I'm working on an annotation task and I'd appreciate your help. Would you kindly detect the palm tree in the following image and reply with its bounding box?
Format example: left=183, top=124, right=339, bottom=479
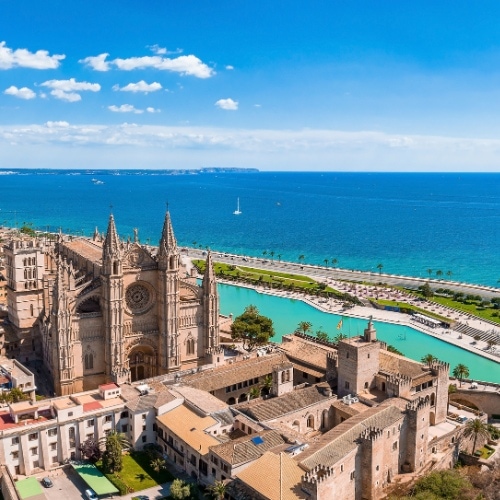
left=446, top=270, right=453, bottom=279
left=269, top=251, right=275, bottom=261
left=316, top=329, right=329, bottom=342
left=324, top=259, right=329, bottom=267
left=376, top=263, right=383, bottom=275
left=421, top=353, right=436, bottom=367
left=248, top=386, right=261, bottom=400
left=261, top=374, right=273, bottom=396
left=150, top=457, right=165, bottom=473
left=427, top=268, right=433, bottom=277
left=262, top=250, right=267, bottom=258
left=298, top=254, right=305, bottom=265
left=277, top=254, right=282, bottom=262
left=99, top=431, right=131, bottom=473
left=297, top=321, right=312, bottom=335
left=206, top=480, right=227, bottom=500
left=436, top=270, right=443, bottom=278
left=452, top=363, right=470, bottom=387
left=334, top=332, right=348, bottom=343
left=331, top=258, right=338, bottom=267
left=463, top=418, right=490, bottom=454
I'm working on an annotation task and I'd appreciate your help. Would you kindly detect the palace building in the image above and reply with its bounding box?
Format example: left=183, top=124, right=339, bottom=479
left=2, top=211, right=221, bottom=395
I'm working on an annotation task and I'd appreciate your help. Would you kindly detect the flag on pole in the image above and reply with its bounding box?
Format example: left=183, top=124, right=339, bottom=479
left=336, top=318, right=343, bottom=330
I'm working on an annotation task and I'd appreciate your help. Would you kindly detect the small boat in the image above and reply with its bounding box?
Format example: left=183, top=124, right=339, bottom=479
left=233, top=198, right=242, bottom=215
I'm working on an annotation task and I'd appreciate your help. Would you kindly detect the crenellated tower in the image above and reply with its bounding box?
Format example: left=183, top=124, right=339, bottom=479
left=101, top=214, right=128, bottom=384
left=405, top=397, right=430, bottom=472
left=157, top=211, right=181, bottom=372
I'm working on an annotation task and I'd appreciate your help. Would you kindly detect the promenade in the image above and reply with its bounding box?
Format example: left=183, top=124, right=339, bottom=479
left=184, top=249, right=500, bottom=365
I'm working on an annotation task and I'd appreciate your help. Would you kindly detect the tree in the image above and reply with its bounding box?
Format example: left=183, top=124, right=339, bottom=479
left=421, top=353, right=436, bottom=367
left=79, top=437, right=101, bottom=463
left=297, top=321, right=312, bottom=335
left=230, top=305, right=275, bottom=351
left=446, top=270, right=453, bottom=279
left=331, top=258, right=338, bottom=267
left=206, top=480, right=227, bottom=500
left=298, top=254, right=305, bottom=264
left=376, top=263, right=383, bottom=274
left=262, top=250, right=267, bottom=258
left=463, top=418, right=490, bottom=455
left=277, top=254, right=282, bottom=262
left=427, top=268, right=433, bottom=277
left=261, top=374, right=273, bottom=395
left=316, top=329, right=329, bottom=342
left=436, top=269, right=443, bottom=278
left=452, top=364, right=469, bottom=387
left=420, top=282, right=434, bottom=298
left=269, top=251, right=275, bottom=261
left=248, top=386, right=261, bottom=400
left=323, top=259, right=329, bottom=267
left=412, top=469, right=473, bottom=499
left=100, top=431, right=131, bottom=474
left=170, top=479, right=191, bottom=500
left=150, top=457, right=165, bottom=473
left=334, top=332, right=348, bottom=343
left=386, top=345, right=404, bottom=356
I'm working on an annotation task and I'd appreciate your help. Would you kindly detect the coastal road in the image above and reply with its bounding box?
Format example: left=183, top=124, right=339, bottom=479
left=185, top=248, right=500, bottom=299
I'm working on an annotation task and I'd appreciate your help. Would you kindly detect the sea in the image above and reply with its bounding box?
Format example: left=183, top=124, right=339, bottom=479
left=1, top=169, right=499, bottom=288
left=1, top=169, right=499, bottom=382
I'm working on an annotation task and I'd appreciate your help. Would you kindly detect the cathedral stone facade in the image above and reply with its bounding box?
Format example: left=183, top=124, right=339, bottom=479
left=3, top=212, right=220, bottom=395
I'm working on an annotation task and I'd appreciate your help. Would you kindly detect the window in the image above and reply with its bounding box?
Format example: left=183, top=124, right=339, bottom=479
left=142, top=436, right=147, bottom=443
left=307, top=415, right=314, bottom=429
left=68, top=412, right=73, bottom=417
left=84, top=353, right=93, bottom=370
left=33, top=460, right=39, bottom=469
left=50, top=443, right=57, bottom=451
left=186, top=338, right=195, bottom=355
left=104, top=415, right=112, bottom=423
left=11, top=451, right=19, bottom=459
left=393, top=441, right=398, bottom=451
left=87, top=419, right=95, bottom=427
left=48, top=428, right=57, bottom=437
left=122, top=424, right=128, bottom=433
left=344, top=381, right=350, bottom=390
left=350, top=471, right=355, bottom=480
left=120, top=411, right=128, bottom=419
left=30, top=447, right=38, bottom=455
left=142, top=413, right=147, bottom=420
left=28, top=433, right=38, bottom=441
left=340, top=464, right=344, bottom=472
left=142, top=425, right=147, bottom=431
left=52, top=456, right=58, bottom=464
left=11, top=437, right=19, bottom=445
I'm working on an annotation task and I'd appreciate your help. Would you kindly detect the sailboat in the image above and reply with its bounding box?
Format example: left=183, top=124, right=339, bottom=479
left=233, top=198, right=242, bottom=215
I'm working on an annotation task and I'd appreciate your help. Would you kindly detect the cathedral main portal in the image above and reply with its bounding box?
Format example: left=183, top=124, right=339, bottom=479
left=129, top=346, right=156, bottom=382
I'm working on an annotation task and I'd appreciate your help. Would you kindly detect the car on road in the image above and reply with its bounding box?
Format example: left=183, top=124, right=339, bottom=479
left=41, top=477, right=53, bottom=488
left=85, top=489, right=98, bottom=500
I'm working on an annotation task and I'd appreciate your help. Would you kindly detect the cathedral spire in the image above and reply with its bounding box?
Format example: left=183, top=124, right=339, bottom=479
left=203, top=250, right=216, bottom=290
left=103, top=214, right=120, bottom=259
left=158, top=210, right=177, bottom=258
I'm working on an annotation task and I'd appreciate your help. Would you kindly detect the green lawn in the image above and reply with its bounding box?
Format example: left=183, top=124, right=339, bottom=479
left=98, top=452, right=174, bottom=494
left=373, top=299, right=450, bottom=322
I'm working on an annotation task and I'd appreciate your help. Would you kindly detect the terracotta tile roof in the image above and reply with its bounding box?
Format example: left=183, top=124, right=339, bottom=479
left=156, top=404, right=219, bottom=455
left=236, top=451, right=308, bottom=500
left=169, top=385, right=228, bottom=414
left=299, top=405, right=404, bottom=470
left=279, top=334, right=335, bottom=369
left=182, top=353, right=288, bottom=392
left=379, top=350, right=426, bottom=378
left=99, top=383, right=119, bottom=391
left=210, top=430, right=287, bottom=466
left=236, top=384, right=335, bottom=422
left=63, top=239, right=103, bottom=264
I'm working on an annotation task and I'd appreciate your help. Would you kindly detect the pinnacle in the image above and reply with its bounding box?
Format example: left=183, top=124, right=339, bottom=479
left=103, top=213, right=120, bottom=258
left=159, top=210, right=177, bottom=256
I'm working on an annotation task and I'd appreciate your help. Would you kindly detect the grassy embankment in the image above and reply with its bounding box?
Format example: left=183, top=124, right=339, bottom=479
left=193, top=260, right=360, bottom=303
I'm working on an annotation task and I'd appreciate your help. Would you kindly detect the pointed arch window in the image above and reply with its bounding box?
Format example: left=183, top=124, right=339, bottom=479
left=187, top=338, right=195, bottom=356
left=307, top=415, right=314, bottom=429
left=84, top=353, right=94, bottom=370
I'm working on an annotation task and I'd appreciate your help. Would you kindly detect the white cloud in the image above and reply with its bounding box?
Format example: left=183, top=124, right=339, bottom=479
left=80, top=51, right=214, bottom=78
left=112, top=80, right=162, bottom=93
left=215, top=98, right=238, bottom=111
left=41, top=78, right=101, bottom=102
left=254, top=104, right=261, bottom=108
left=225, top=65, right=234, bottom=70
left=146, top=107, right=160, bottom=113
left=2, top=124, right=500, bottom=171
left=79, top=53, right=110, bottom=71
left=108, top=104, right=144, bottom=114
left=149, top=44, right=167, bottom=55
left=4, top=85, right=36, bottom=100
left=0, top=41, right=65, bottom=69
left=45, top=121, right=69, bottom=128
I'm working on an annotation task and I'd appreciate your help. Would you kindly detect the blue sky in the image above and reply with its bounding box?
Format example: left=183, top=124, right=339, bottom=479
left=1, top=1, right=500, bottom=171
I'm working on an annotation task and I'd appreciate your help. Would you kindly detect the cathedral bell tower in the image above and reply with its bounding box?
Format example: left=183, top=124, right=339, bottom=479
left=157, top=211, right=181, bottom=372
left=101, top=214, right=128, bottom=384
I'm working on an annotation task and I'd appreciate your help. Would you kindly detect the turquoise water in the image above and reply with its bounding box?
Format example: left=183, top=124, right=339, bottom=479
left=218, top=284, right=500, bottom=384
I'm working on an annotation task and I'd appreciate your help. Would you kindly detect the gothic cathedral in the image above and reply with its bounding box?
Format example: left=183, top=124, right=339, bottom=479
left=3, top=212, right=220, bottom=395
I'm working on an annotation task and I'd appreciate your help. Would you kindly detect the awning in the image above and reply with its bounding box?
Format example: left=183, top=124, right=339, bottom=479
left=72, top=462, right=119, bottom=496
